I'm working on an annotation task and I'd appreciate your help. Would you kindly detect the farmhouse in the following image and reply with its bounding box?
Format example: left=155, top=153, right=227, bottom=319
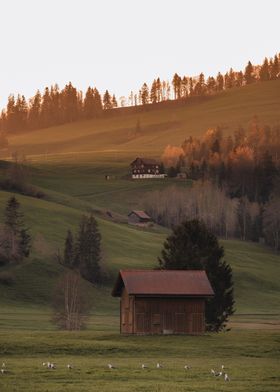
left=112, top=269, right=214, bottom=335
left=130, top=157, right=165, bottom=179
left=128, top=210, right=152, bottom=226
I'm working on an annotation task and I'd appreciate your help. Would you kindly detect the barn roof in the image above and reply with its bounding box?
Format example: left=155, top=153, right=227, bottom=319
left=112, top=270, right=214, bottom=297
left=128, top=210, right=151, bottom=220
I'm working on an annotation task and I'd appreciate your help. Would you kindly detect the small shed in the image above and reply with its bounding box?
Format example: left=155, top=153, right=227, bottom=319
left=128, top=210, right=152, bottom=225
left=112, top=269, right=214, bottom=335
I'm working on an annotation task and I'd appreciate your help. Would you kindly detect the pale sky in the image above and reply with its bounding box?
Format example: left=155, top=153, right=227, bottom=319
left=0, top=0, right=279, bottom=108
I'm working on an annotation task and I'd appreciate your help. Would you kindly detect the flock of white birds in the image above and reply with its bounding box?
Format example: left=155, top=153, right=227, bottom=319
left=1, top=361, right=230, bottom=382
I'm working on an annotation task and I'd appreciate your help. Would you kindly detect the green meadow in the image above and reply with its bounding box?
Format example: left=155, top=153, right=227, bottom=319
left=0, top=80, right=280, bottom=391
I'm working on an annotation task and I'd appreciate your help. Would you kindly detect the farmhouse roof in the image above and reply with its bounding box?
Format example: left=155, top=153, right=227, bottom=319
left=112, top=270, right=214, bottom=297
left=131, top=157, right=160, bottom=165
left=128, top=210, right=151, bottom=220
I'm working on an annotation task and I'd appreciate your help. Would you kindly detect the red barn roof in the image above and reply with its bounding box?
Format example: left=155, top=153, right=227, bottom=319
left=112, top=269, right=214, bottom=297
left=128, top=210, right=151, bottom=220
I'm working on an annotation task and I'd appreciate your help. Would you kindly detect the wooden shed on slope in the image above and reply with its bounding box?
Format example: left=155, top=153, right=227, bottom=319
left=112, top=270, right=214, bottom=335
left=128, top=210, right=152, bottom=225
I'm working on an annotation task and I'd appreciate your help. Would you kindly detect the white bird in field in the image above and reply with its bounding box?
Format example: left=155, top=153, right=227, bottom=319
left=2, top=363, right=5, bottom=368
left=108, top=364, right=115, bottom=369
left=156, top=363, right=163, bottom=369
left=67, top=364, right=73, bottom=370
left=1, top=369, right=5, bottom=374
left=48, top=363, right=56, bottom=369
left=141, top=364, right=148, bottom=369
left=184, top=365, right=191, bottom=370
left=224, top=373, right=230, bottom=382
left=211, top=369, right=216, bottom=376
left=221, top=365, right=225, bottom=370
left=217, top=371, right=223, bottom=377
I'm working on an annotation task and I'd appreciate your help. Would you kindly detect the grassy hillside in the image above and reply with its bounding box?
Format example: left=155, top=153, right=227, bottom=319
left=0, top=81, right=279, bottom=392
left=0, top=80, right=279, bottom=328
left=5, top=80, right=280, bottom=160
left=0, top=190, right=279, bottom=320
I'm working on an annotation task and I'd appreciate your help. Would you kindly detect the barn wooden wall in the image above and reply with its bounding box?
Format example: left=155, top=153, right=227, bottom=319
left=120, top=292, right=205, bottom=334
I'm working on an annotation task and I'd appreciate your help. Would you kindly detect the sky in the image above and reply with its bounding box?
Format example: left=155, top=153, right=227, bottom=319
left=0, top=0, right=279, bottom=108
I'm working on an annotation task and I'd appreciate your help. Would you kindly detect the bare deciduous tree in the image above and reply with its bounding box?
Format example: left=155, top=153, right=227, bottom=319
left=263, top=197, right=280, bottom=251
left=52, top=271, right=91, bottom=330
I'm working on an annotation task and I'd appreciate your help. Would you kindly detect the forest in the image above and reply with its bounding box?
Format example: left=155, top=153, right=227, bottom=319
left=146, top=121, right=280, bottom=251
left=0, top=53, right=279, bottom=135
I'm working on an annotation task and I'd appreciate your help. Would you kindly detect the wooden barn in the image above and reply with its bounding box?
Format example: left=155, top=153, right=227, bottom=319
left=112, top=270, right=214, bottom=335
left=130, top=157, right=165, bottom=179
left=128, top=210, right=152, bottom=225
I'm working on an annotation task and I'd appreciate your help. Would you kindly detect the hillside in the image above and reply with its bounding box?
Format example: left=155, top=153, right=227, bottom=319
left=0, top=189, right=279, bottom=323
left=0, top=80, right=279, bottom=330
left=5, top=79, right=280, bottom=160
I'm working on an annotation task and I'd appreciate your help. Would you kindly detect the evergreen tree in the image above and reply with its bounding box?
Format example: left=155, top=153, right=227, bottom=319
left=41, top=87, right=52, bottom=127
left=244, top=61, right=255, bottom=84
left=112, top=94, right=118, bottom=108
left=29, top=90, right=42, bottom=129
left=270, top=55, right=279, bottom=80
left=259, top=58, right=270, bottom=81
left=216, top=72, right=224, bottom=91
left=61, top=82, right=79, bottom=122
left=172, top=73, right=182, bottom=99
left=140, top=83, right=149, bottom=105
left=150, top=80, right=157, bottom=104
left=181, top=76, right=189, bottom=98
left=156, top=77, right=162, bottom=102
left=93, top=88, right=103, bottom=115
left=6, top=95, right=17, bottom=132
left=75, top=214, right=101, bottom=283
left=158, top=219, right=235, bottom=331
left=84, top=87, right=95, bottom=119
left=3, top=196, right=31, bottom=262
left=63, top=229, right=75, bottom=268
left=103, top=90, right=112, bottom=110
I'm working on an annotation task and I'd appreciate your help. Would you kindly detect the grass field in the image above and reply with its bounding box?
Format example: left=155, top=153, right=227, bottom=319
left=0, top=328, right=279, bottom=392
left=0, top=80, right=279, bottom=391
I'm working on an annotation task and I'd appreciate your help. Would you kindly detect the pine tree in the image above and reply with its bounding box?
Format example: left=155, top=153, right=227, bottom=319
left=172, top=73, right=182, bottom=99
left=216, top=72, right=224, bottom=91
left=84, top=87, right=95, bottom=119
left=112, top=94, right=118, bottom=108
left=41, top=87, right=51, bottom=127
left=3, top=196, right=31, bottom=262
left=29, top=90, right=42, bottom=129
left=158, top=219, right=235, bottom=331
left=63, top=229, right=75, bottom=267
left=270, top=55, right=279, bottom=80
left=140, top=83, right=149, bottom=105
left=93, top=88, right=103, bottom=115
left=244, top=61, right=255, bottom=84
left=259, top=58, right=270, bottom=81
left=150, top=80, right=157, bottom=104
left=103, top=90, right=112, bottom=110
left=75, top=214, right=101, bottom=283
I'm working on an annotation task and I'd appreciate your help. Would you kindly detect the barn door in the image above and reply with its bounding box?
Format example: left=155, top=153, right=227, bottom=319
left=163, top=311, right=173, bottom=333
left=175, top=313, right=186, bottom=333
left=190, top=313, right=204, bottom=334
left=136, top=313, right=145, bottom=333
